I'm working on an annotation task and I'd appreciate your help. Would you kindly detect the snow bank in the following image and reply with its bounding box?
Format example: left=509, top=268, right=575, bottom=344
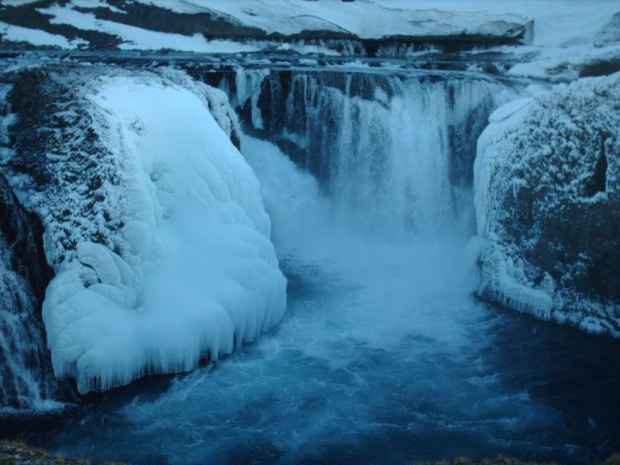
left=0, top=21, right=85, bottom=49
left=22, top=72, right=287, bottom=393
left=41, top=5, right=260, bottom=53
left=470, top=73, right=620, bottom=336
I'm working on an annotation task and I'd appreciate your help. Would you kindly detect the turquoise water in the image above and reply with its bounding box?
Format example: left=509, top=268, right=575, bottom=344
left=3, top=231, right=620, bottom=464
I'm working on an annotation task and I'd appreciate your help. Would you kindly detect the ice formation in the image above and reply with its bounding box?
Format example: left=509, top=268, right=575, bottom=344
left=7, top=68, right=286, bottom=393
left=470, top=73, right=620, bottom=336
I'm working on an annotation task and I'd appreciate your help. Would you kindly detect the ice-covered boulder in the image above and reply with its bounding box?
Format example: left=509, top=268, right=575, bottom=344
left=470, top=74, right=620, bottom=337
left=5, top=66, right=286, bottom=393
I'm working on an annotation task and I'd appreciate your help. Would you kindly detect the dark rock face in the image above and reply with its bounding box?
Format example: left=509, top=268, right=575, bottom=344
left=7, top=68, right=125, bottom=268
left=217, top=70, right=510, bottom=191
left=6, top=65, right=241, bottom=268
left=472, top=73, right=620, bottom=336
left=0, top=174, right=56, bottom=409
left=0, top=174, right=53, bottom=305
left=0, top=74, right=56, bottom=409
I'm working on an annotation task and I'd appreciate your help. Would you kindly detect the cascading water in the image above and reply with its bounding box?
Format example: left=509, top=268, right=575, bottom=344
left=0, top=83, right=57, bottom=411
left=215, top=69, right=519, bottom=238
left=0, top=182, right=55, bottom=411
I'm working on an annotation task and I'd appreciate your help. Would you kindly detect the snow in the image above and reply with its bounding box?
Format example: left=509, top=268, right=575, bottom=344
left=465, top=236, right=554, bottom=321
left=135, top=0, right=532, bottom=41
left=474, top=96, right=534, bottom=235
left=471, top=92, right=550, bottom=315
left=128, top=0, right=619, bottom=80
left=0, top=0, right=40, bottom=6
left=0, top=0, right=616, bottom=78
left=506, top=43, right=620, bottom=81
left=131, top=0, right=617, bottom=47
left=41, top=75, right=286, bottom=393
left=70, top=0, right=126, bottom=14
left=0, top=21, right=85, bottom=49
left=41, top=5, right=261, bottom=53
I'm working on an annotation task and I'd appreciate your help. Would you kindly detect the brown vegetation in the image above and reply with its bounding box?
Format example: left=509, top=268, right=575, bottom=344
left=410, top=454, right=620, bottom=465
left=0, top=440, right=126, bottom=465
left=2, top=440, right=619, bottom=465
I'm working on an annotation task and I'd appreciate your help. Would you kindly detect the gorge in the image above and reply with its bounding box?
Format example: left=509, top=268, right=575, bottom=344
left=0, top=1, right=619, bottom=464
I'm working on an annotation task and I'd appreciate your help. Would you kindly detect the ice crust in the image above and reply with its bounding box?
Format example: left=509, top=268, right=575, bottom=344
left=39, top=75, right=286, bottom=393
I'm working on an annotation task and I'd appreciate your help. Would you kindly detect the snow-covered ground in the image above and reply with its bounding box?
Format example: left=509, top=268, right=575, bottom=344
left=136, top=0, right=530, bottom=40
left=35, top=0, right=620, bottom=48
left=0, top=0, right=616, bottom=81
left=41, top=5, right=262, bottom=54
left=0, top=21, right=85, bottom=50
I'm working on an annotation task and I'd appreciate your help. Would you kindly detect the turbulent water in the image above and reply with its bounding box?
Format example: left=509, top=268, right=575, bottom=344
left=1, top=68, right=620, bottom=464
left=3, top=134, right=619, bottom=464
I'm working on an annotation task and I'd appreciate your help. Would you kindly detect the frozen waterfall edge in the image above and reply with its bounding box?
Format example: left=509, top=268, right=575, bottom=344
left=2, top=65, right=286, bottom=395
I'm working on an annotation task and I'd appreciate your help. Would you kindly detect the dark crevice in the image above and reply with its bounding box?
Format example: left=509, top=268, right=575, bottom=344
left=584, top=135, right=609, bottom=197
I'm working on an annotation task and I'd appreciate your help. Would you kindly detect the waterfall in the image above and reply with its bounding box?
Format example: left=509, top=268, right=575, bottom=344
left=210, top=69, right=519, bottom=239
left=0, top=174, right=57, bottom=411
left=0, top=83, right=56, bottom=411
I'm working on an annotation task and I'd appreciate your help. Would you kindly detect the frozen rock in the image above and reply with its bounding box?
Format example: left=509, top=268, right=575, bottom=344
left=470, top=73, right=620, bottom=336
